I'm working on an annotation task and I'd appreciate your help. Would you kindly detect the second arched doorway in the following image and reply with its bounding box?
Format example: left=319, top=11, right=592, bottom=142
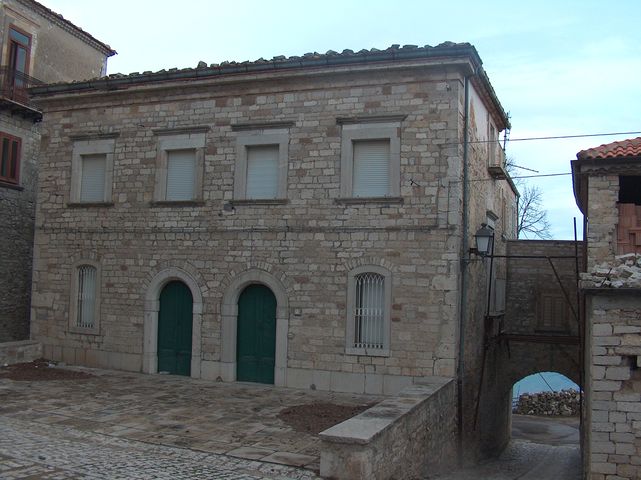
left=157, top=280, right=193, bottom=376
left=236, top=284, right=277, bottom=384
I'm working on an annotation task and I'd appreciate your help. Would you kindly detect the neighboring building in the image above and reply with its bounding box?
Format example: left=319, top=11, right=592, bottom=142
left=29, top=42, right=517, bottom=456
left=0, top=0, right=114, bottom=342
left=573, top=137, right=641, bottom=480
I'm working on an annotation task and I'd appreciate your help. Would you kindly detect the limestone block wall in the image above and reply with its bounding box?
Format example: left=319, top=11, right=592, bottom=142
left=320, top=379, right=457, bottom=479
left=587, top=175, right=619, bottom=269
left=0, top=113, right=39, bottom=342
left=30, top=67, right=495, bottom=393
left=585, top=292, right=641, bottom=480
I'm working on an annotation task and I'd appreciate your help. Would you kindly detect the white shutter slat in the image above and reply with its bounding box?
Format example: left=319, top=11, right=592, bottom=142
left=80, top=154, right=106, bottom=202
left=353, top=140, right=390, bottom=197
left=166, top=149, right=196, bottom=201
left=246, top=145, right=279, bottom=199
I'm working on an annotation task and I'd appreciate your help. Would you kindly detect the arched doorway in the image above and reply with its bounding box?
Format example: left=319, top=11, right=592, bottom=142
left=157, top=281, right=193, bottom=376
left=236, top=284, right=277, bottom=384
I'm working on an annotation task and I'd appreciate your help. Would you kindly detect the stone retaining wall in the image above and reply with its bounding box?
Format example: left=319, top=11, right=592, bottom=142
left=319, top=378, right=457, bottom=480
left=0, top=340, right=42, bottom=365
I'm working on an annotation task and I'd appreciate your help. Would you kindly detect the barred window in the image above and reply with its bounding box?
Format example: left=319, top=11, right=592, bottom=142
left=354, top=272, right=385, bottom=349
left=76, top=265, right=97, bottom=328
left=346, top=265, right=391, bottom=356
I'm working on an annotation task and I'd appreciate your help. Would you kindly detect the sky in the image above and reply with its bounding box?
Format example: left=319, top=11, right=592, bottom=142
left=45, top=0, right=641, bottom=239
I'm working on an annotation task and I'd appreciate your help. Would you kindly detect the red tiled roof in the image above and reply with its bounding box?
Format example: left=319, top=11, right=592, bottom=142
left=577, top=137, right=641, bottom=160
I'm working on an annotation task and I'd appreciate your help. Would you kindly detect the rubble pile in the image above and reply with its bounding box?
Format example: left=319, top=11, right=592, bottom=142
left=581, top=253, right=641, bottom=288
left=513, top=389, right=580, bottom=416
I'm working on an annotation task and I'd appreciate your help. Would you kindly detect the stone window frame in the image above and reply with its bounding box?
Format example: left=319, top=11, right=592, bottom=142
left=345, top=264, right=392, bottom=357
left=232, top=128, right=289, bottom=203
left=338, top=116, right=403, bottom=202
left=152, top=128, right=207, bottom=204
left=69, top=259, right=101, bottom=335
left=69, top=137, right=116, bottom=205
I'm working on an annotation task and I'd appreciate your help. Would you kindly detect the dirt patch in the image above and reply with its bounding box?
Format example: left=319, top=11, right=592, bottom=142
left=0, top=358, right=93, bottom=381
left=278, top=401, right=374, bottom=434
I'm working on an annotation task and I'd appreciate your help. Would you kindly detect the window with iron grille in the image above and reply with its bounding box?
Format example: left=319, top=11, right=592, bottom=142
left=353, top=272, right=385, bottom=349
left=76, top=265, right=97, bottom=328
left=69, top=261, right=100, bottom=334
left=0, top=132, right=21, bottom=185
left=346, top=265, right=391, bottom=356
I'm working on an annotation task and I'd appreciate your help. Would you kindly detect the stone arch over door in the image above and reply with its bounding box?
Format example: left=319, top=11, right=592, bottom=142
left=220, top=269, right=289, bottom=386
left=143, top=267, right=203, bottom=378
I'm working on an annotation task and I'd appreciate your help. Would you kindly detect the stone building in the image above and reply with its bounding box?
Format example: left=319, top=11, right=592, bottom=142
left=0, top=0, right=114, bottom=342
left=573, top=137, right=641, bottom=479
left=29, top=42, right=517, bottom=455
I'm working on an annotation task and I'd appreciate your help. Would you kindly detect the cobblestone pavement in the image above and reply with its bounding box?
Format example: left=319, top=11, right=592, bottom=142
left=428, top=440, right=581, bottom=480
left=0, top=367, right=379, bottom=478
left=0, top=416, right=319, bottom=479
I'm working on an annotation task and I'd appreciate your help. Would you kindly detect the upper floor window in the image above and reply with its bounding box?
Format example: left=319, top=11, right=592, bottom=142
left=70, top=137, right=116, bottom=204
left=153, top=129, right=206, bottom=203
left=233, top=130, right=289, bottom=201
left=0, top=132, right=21, bottom=185
left=339, top=118, right=402, bottom=199
left=8, top=26, right=31, bottom=77
left=346, top=265, right=392, bottom=356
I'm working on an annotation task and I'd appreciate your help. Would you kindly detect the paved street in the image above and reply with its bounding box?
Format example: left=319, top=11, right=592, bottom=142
left=0, top=366, right=378, bottom=479
left=430, top=415, right=581, bottom=480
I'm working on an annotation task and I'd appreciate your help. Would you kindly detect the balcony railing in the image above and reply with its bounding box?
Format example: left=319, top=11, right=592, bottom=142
left=488, top=140, right=508, bottom=179
left=0, top=66, right=44, bottom=108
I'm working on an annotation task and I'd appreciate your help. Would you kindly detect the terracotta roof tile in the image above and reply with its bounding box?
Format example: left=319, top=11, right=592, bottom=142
left=577, top=137, right=641, bottom=160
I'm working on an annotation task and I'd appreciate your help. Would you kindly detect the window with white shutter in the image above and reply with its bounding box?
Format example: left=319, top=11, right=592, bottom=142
left=246, top=145, right=279, bottom=199
left=339, top=119, right=402, bottom=200
left=166, top=149, right=196, bottom=201
left=153, top=129, right=206, bottom=203
left=80, top=154, right=106, bottom=202
left=70, top=137, right=115, bottom=205
left=346, top=265, right=392, bottom=356
left=233, top=131, right=289, bottom=201
left=352, top=140, right=390, bottom=197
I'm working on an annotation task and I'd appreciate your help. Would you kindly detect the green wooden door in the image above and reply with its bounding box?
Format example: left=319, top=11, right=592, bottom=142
left=237, top=284, right=277, bottom=384
left=158, top=281, right=193, bottom=376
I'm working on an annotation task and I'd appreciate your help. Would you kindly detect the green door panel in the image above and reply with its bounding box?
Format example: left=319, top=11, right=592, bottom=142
left=237, top=284, right=277, bottom=384
left=158, top=281, right=193, bottom=376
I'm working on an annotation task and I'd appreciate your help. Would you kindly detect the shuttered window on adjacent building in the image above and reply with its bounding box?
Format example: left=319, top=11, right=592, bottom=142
left=80, top=154, right=106, bottom=202
left=166, top=149, right=196, bottom=201
left=353, top=272, right=385, bottom=349
left=77, top=265, right=97, bottom=329
left=352, top=140, right=390, bottom=197
left=0, top=133, right=21, bottom=184
left=246, top=145, right=279, bottom=199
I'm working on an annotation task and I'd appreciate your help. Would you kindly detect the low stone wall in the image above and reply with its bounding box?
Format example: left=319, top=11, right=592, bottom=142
left=0, top=340, right=41, bottom=365
left=513, top=389, right=580, bottom=416
left=319, top=378, right=457, bottom=480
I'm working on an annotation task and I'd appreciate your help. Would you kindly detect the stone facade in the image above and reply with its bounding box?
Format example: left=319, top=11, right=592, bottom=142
left=29, top=44, right=516, bottom=457
left=573, top=139, right=641, bottom=479
left=0, top=0, right=114, bottom=342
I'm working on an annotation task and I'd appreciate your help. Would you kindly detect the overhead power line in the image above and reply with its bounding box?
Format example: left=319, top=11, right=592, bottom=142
left=465, top=130, right=641, bottom=145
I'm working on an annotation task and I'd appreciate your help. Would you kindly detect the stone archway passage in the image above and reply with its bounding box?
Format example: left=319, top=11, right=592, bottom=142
left=158, top=281, right=193, bottom=376
left=237, top=284, right=277, bottom=384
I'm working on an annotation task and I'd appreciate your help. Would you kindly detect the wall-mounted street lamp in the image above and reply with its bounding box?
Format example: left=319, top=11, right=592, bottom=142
left=470, top=223, right=495, bottom=257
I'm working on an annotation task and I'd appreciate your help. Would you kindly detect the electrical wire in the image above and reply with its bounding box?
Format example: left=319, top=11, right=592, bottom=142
left=466, top=130, right=641, bottom=145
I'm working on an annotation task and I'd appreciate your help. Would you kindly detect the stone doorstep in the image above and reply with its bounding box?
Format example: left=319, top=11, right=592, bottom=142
left=319, top=381, right=448, bottom=445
